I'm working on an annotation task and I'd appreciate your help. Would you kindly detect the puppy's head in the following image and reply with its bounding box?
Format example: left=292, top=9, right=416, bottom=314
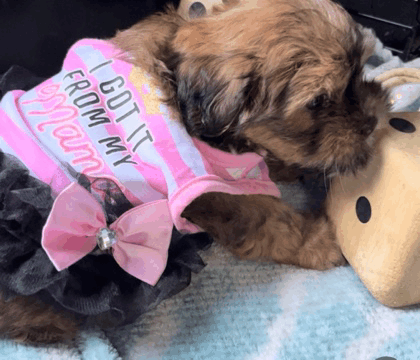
left=113, top=0, right=390, bottom=176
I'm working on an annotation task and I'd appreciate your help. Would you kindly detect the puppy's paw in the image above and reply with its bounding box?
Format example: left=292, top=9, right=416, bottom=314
left=10, top=322, right=77, bottom=345
left=297, top=214, right=346, bottom=270
left=0, top=295, right=79, bottom=344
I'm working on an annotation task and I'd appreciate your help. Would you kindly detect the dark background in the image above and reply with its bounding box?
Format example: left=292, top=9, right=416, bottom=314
left=0, top=0, right=179, bottom=77
left=339, top=0, right=420, bottom=60
left=0, top=0, right=417, bottom=78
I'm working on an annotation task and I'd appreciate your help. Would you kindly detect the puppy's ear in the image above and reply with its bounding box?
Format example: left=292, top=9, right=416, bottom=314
left=174, top=54, right=260, bottom=139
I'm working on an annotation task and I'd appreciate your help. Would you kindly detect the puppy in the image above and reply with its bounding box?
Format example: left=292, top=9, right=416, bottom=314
left=112, top=0, right=388, bottom=267
left=0, top=0, right=389, bottom=343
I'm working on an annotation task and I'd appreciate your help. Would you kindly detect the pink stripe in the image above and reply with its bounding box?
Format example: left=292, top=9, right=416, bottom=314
left=195, top=139, right=272, bottom=181
left=0, top=107, right=70, bottom=191
left=169, top=175, right=281, bottom=233
left=193, top=138, right=264, bottom=167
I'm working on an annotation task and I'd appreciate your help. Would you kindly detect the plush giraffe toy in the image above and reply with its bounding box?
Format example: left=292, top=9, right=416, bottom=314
left=326, top=65, right=420, bottom=308
left=326, top=110, right=420, bottom=308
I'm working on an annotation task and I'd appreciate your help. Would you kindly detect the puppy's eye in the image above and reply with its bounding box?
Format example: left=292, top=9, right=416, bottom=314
left=307, top=94, right=329, bottom=110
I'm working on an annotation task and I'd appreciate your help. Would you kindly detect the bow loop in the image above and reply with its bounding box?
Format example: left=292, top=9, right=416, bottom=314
left=42, top=182, right=172, bottom=286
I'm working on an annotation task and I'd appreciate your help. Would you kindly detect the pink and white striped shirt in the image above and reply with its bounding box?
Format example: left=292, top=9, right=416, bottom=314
left=0, top=39, right=280, bottom=233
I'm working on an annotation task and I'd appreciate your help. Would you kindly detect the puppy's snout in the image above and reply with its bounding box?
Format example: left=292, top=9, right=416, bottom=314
left=359, top=116, right=378, bottom=137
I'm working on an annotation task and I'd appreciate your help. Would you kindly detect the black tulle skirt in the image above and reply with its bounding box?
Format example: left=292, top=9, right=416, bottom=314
left=0, top=66, right=213, bottom=327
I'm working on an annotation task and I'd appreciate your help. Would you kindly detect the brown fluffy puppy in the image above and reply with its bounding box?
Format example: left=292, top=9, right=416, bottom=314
left=0, top=0, right=389, bottom=343
left=112, top=0, right=389, bottom=268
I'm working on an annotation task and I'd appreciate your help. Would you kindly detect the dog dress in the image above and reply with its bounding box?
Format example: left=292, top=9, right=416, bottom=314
left=0, top=39, right=280, bottom=325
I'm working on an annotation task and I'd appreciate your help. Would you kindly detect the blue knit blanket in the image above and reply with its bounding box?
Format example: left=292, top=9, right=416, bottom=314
left=2, top=38, right=420, bottom=360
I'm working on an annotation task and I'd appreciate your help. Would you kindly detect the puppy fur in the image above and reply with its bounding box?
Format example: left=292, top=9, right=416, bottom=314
left=0, top=0, right=389, bottom=343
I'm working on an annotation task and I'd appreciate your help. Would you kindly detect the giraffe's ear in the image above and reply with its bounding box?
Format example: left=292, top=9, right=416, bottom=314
left=188, top=2, right=207, bottom=18
left=358, top=26, right=377, bottom=64
left=178, top=0, right=207, bottom=19
left=178, top=0, right=240, bottom=20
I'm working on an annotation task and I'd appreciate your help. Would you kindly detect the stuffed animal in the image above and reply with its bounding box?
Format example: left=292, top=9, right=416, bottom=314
left=326, top=111, right=420, bottom=307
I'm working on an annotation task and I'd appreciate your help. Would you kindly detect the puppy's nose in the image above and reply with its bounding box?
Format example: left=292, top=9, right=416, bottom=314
left=359, top=116, right=378, bottom=137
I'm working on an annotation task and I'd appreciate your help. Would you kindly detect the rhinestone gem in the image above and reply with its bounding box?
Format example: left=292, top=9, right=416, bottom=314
left=96, top=228, right=118, bottom=250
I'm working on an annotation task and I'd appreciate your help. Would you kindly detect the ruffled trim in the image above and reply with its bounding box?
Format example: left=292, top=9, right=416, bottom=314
left=0, top=151, right=213, bottom=326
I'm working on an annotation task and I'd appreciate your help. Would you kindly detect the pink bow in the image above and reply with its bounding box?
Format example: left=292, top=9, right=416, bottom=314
left=41, top=182, right=172, bottom=286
